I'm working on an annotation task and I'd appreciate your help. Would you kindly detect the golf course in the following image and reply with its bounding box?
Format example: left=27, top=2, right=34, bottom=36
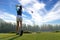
left=0, top=32, right=60, bottom=40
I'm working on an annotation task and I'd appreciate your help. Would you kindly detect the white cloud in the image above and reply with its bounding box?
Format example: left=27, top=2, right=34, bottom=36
left=0, top=10, right=34, bottom=25
left=43, top=12, right=60, bottom=22
left=23, top=19, right=33, bottom=26
left=51, top=1, right=60, bottom=12
left=43, top=1, right=60, bottom=22
left=0, top=11, right=16, bottom=23
left=33, top=2, right=45, bottom=10
left=18, top=0, right=31, bottom=5
left=0, top=0, right=60, bottom=26
left=18, top=0, right=37, bottom=6
left=18, top=0, right=60, bottom=25
left=18, top=0, right=46, bottom=25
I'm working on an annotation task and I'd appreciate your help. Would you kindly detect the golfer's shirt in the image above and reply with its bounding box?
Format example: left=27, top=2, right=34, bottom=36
left=16, top=5, right=22, bottom=16
left=16, top=5, right=22, bottom=21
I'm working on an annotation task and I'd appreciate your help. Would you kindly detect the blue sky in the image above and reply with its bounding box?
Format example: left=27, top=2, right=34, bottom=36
left=0, top=0, right=60, bottom=26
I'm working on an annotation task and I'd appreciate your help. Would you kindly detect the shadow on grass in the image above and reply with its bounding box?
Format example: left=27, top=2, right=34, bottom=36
left=0, top=35, right=16, bottom=39
left=9, top=35, right=20, bottom=40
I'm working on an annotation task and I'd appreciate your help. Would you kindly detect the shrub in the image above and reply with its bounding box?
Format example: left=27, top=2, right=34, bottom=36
left=23, top=31, right=32, bottom=33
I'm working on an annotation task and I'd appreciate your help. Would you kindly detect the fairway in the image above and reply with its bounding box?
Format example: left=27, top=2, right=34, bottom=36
left=0, top=32, right=60, bottom=40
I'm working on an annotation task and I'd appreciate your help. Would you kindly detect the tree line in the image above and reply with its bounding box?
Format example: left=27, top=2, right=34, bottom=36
left=0, top=18, right=60, bottom=33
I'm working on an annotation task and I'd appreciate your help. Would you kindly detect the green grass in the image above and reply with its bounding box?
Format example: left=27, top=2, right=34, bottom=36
left=0, top=32, right=60, bottom=40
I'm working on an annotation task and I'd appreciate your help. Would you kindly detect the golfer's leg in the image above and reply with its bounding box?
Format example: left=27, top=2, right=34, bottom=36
left=19, top=21, right=22, bottom=34
left=19, top=21, right=23, bottom=36
left=20, top=21, right=22, bottom=28
left=16, top=21, right=19, bottom=34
